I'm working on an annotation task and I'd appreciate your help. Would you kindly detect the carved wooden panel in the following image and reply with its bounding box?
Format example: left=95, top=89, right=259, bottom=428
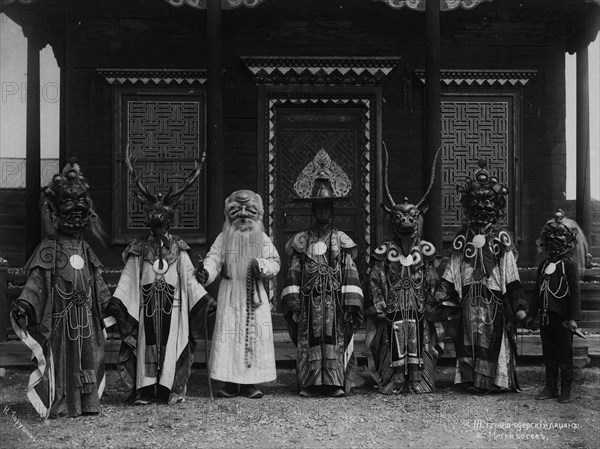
left=441, top=98, right=512, bottom=231
left=126, top=100, right=202, bottom=230
left=113, top=91, right=206, bottom=244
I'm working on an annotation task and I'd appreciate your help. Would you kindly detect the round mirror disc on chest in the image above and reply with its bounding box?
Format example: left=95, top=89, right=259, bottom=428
left=69, top=254, right=84, bottom=270
left=311, top=241, right=328, bottom=256
left=545, top=262, right=557, bottom=275
left=400, top=254, right=414, bottom=267
left=472, top=234, right=486, bottom=249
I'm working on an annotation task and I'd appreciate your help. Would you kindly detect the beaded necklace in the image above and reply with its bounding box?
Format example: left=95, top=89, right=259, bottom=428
left=540, top=259, right=569, bottom=325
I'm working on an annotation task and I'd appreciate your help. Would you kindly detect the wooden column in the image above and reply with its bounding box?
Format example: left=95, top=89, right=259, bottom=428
left=25, top=35, right=42, bottom=259
left=422, top=0, right=443, bottom=250
left=576, top=47, right=591, bottom=242
left=206, top=0, right=224, bottom=245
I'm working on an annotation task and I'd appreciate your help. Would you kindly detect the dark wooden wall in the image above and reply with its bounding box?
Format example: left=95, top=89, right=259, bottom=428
left=0, top=0, right=583, bottom=269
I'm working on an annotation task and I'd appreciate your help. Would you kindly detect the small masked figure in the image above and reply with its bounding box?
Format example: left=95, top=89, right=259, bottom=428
left=109, top=152, right=213, bottom=405
left=11, top=159, right=112, bottom=418
left=198, top=189, right=280, bottom=399
left=527, top=210, right=583, bottom=403
left=282, top=149, right=364, bottom=398
left=437, top=160, right=527, bottom=394
left=365, top=144, right=444, bottom=394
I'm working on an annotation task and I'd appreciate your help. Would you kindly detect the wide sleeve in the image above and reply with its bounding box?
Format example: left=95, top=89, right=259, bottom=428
left=341, top=251, right=363, bottom=309
left=181, top=251, right=211, bottom=307
left=501, top=249, right=527, bottom=313
left=255, top=233, right=280, bottom=279
left=367, top=259, right=387, bottom=316
left=281, top=253, right=302, bottom=320
left=16, top=267, right=52, bottom=335
left=440, top=254, right=463, bottom=303
left=203, top=232, right=225, bottom=285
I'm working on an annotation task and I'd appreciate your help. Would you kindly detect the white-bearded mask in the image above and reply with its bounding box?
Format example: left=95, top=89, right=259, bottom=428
left=222, top=190, right=265, bottom=280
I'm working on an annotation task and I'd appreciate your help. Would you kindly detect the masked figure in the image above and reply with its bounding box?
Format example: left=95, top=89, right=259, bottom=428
left=109, top=153, right=213, bottom=405
left=527, top=210, right=583, bottom=403
left=282, top=149, right=364, bottom=398
left=198, top=190, right=280, bottom=399
left=438, top=160, right=527, bottom=394
left=11, top=159, right=112, bottom=418
left=365, top=145, right=446, bottom=394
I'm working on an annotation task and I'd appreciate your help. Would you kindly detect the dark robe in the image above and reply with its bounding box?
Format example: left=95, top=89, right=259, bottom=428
left=12, top=235, right=111, bottom=418
left=365, top=240, right=444, bottom=394
left=282, top=229, right=363, bottom=392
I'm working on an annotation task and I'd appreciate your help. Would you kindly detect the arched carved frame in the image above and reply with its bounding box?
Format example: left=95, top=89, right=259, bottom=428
left=257, top=88, right=382, bottom=295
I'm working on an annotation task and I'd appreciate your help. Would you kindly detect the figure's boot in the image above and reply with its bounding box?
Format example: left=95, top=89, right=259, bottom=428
left=240, top=384, right=264, bottom=399
left=535, top=365, right=558, bottom=400
left=559, top=381, right=573, bottom=403
left=217, top=382, right=239, bottom=398
left=559, top=362, right=574, bottom=403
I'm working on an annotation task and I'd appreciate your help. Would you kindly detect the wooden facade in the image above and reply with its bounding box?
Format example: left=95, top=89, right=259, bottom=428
left=1, top=0, right=599, bottom=276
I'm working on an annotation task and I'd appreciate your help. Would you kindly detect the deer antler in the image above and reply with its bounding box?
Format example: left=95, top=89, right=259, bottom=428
left=415, top=146, right=442, bottom=209
left=382, top=141, right=396, bottom=208
left=125, top=144, right=155, bottom=202
left=164, top=149, right=207, bottom=205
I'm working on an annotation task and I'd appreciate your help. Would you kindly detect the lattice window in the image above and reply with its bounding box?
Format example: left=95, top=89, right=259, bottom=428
left=114, top=91, right=206, bottom=243
left=441, top=99, right=512, bottom=231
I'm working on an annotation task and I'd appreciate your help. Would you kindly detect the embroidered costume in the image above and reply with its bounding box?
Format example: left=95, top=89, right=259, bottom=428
left=11, top=160, right=112, bottom=418
left=112, top=236, right=211, bottom=404
left=282, top=150, right=364, bottom=397
left=527, top=210, right=583, bottom=403
left=438, top=160, right=527, bottom=393
left=110, top=150, right=212, bottom=405
left=365, top=144, right=444, bottom=394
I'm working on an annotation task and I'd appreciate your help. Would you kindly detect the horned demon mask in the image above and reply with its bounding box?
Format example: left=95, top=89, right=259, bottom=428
left=382, top=142, right=440, bottom=243
left=126, top=147, right=205, bottom=237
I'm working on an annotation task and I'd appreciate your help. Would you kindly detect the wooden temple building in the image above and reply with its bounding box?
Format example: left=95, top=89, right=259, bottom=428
left=1, top=0, right=599, bottom=348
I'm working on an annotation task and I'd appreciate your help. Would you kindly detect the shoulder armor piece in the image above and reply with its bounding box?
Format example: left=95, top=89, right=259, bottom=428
left=419, top=240, right=437, bottom=262
left=122, top=239, right=144, bottom=262
left=285, top=231, right=309, bottom=256
left=25, top=238, right=60, bottom=272
left=371, top=241, right=393, bottom=261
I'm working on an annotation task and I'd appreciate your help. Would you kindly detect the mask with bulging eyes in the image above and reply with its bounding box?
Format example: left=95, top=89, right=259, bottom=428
left=43, top=160, right=94, bottom=235
left=540, top=210, right=577, bottom=258
left=225, top=190, right=264, bottom=232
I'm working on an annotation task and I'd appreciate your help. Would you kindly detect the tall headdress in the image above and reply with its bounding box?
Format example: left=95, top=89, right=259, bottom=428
left=458, top=159, right=509, bottom=226
left=292, top=149, right=352, bottom=202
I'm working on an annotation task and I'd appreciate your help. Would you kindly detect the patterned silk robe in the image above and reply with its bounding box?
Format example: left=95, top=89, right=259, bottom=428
left=441, top=229, right=527, bottom=391
left=282, top=229, right=364, bottom=391
left=113, top=235, right=211, bottom=400
left=11, top=235, right=112, bottom=418
left=365, top=240, right=443, bottom=394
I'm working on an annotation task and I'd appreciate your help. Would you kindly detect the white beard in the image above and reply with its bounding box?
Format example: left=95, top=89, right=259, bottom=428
left=222, top=218, right=265, bottom=281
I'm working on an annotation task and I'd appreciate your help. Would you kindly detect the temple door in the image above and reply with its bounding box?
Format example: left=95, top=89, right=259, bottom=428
left=273, top=105, right=367, bottom=311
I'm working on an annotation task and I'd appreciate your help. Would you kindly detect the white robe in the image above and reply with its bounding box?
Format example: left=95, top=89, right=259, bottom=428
left=204, top=232, right=280, bottom=384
